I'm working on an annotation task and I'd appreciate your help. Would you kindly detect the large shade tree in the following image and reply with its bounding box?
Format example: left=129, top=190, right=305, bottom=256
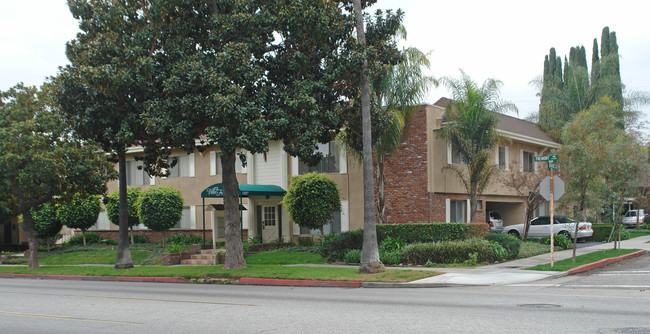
left=437, top=71, right=517, bottom=223
left=56, top=0, right=162, bottom=269
left=0, top=83, right=113, bottom=268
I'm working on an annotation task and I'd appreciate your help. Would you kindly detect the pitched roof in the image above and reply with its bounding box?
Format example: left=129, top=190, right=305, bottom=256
left=434, top=97, right=558, bottom=145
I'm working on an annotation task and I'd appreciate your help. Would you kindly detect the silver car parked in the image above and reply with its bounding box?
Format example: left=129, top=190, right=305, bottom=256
left=503, top=216, right=593, bottom=240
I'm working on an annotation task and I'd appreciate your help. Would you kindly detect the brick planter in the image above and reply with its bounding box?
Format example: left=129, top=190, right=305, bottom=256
left=162, top=251, right=193, bottom=266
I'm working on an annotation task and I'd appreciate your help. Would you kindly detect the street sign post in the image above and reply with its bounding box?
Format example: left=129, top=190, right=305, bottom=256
left=535, top=154, right=561, bottom=267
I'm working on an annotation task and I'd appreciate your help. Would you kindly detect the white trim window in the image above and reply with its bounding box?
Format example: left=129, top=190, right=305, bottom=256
left=521, top=150, right=536, bottom=173
left=173, top=206, right=192, bottom=229
left=496, top=146, right=508, bottom=170
left=449, top=200, right=467, bottom=223
left=211, top=151, right=245, bottom=175
left=167, top=154, right=195, bottom=178
left=300, top=211, right=342, bottom=235
left=447, top=143, right=466, bottom=165
left=126, top=160, right=150, bottom=186
left=299, top=141, right=340, bottom=174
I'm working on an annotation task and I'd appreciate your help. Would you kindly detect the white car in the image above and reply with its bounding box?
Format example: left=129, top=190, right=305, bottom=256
left=622, top=209, right=645, bottom=227
left=487, top=211, right=504, bottom=233
left=503, top=216, right=593, bottom=240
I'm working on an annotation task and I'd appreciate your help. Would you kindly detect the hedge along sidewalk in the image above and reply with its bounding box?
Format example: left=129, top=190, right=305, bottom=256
left=526, top=249, right=644, bottom=272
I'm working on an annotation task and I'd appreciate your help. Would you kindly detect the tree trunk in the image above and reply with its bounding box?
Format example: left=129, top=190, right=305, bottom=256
left=21, top=208, right=40, bottom=269
left=82, top=230, right=86, bottom=247
left=222, top=151, right=246, bottom=269
left=354, top=0, right=384, bottom=274
left=114, top=150, right=134, bottom=269
left=377, top=155, right=386, bottom=225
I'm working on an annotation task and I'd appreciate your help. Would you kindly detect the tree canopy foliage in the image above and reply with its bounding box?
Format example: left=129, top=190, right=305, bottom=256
left=537, top=26, right=647, bottom=137
left=32, top=203, right=63, bottom=251
left=138, top=186, right=183, bottom=246
left=0, top=83, right=113, bottom=268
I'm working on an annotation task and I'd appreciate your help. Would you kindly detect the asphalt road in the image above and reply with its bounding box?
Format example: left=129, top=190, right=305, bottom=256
left=1, top=256, right=650, bottom=334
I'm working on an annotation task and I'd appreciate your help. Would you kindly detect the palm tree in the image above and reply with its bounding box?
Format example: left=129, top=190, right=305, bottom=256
left=438, top=70, right=517, bottom=223
left=338, top=46, right=437, bottom=224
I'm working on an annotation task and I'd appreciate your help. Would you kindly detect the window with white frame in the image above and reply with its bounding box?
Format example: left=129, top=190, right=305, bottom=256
left=173, top=207, right=192, bottom=229
left=212, top=152, right=244, bottom=174
left=498, top=146, right=507, bottom=170
left=300, top=211, right=342, bottom=235
left=167, top=155, right=191, bottom=178
left=449, top=200, right=466, bottom=223
left=449, top=143, right=466, bottom=165
left=522, top=150, right=535, bottom=173
left=126, top=160, right=148, bottom=186
left=90, top=210, right=110, bottom=230
left=299, top=141, right=339, bottom=174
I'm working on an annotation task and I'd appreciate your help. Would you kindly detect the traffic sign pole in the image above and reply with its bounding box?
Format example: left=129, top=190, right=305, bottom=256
left=550, top=170, right=555, bottom=268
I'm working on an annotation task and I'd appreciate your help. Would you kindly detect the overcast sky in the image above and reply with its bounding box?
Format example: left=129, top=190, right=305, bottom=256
left=1, top=0, right=648, bottom=134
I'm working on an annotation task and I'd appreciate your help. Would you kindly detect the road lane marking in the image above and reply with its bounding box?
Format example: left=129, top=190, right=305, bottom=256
left=0, top=291, right=257, bottom=307
left=0, top=310, right=141, bottom=325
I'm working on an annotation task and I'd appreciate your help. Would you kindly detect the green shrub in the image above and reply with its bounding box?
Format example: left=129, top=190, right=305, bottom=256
left=57, top=194, right=101, bottom=246
left=138, top=186, right=183, bottom=246
left=539, top=234, right=573, bottom=250
left=32, top=203, right=63, bottom=251
left=164, top=242, right=188, bottom=253
left=64, top=233, right=102, bottom=246
left=343, top=249, right=361, bottom=264
left=400, top=238, right=495, bottom=265
left=317, top=229, right=364, bottom=262
left=130, top=234, right=150, bottom=244
left=379, top=250, right=402, bottom=265
left=103, top=239, right=118, bottom=246
left=105, top=187, right=141, bottom=228
left=379, top=236, right=406, bottom=253
left=297, top=237, right=315, bottom=247
left=283, top=173, right=341, bottom=232
left=489, top=241, right=507, bottom=262
left=243, top=237, right=261, bottom=252
left=485, top=232, right=521, bottom=259
left=586, top=223, right=614, bottom=242
left=376, top=223, right=486, bottom=244
left=166, top=234, right=202, bottom=245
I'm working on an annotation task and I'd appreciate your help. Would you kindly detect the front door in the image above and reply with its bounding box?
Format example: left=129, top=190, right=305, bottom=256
left=261, top=205, right=278, bottom=243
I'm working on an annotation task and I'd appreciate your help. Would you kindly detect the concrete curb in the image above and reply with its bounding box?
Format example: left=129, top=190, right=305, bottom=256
left=566, top=250, right=647, bottom=275
left=0, top=273, right=189, bottom=283
left=234, top=277, right=362, bottom=288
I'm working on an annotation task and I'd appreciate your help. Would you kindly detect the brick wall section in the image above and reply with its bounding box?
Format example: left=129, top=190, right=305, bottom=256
left=383, top=107, right=431, bottom=223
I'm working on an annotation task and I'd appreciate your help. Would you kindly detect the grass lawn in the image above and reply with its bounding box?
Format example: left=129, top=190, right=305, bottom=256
left=39, top=249, right=152, bottom=265
left=526, top=248, right=640, bottom=271
left=0, top=250, right=438, bottom=283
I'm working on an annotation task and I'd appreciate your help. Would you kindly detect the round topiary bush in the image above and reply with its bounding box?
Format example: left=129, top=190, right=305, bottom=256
left=57, top=194, right=101, bottom=247
left=31, top=202, right=62, bottom=251
left=283, top=172, right=341, bottom=235
left=138, top=186, right=183, bottom=246
left=105, top=187, right=141, bottom=228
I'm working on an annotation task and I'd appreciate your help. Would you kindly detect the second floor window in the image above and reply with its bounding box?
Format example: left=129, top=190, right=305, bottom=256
left=299, top=141, right=339, bottom=174
left=522, top=151, right=535, bottom=173
left=126, top=160, right=148, bottom=186
left=213, top=152, right=244, bottom=174
left=168, top=155, right=190, bottom=177
left=450, top=143, right=467, bottom=165
left=498, top=146, right=507, bottom=170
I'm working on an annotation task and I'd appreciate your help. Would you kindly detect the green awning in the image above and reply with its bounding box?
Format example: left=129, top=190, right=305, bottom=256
left=201, top=183, right=286, bottom=198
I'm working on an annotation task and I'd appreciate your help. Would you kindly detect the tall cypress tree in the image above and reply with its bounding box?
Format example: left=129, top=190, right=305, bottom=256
left=538, top=26, right=623, bottom=136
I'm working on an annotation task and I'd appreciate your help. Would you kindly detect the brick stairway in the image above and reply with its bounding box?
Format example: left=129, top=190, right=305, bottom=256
left=180, top=248, right=224, bottom=266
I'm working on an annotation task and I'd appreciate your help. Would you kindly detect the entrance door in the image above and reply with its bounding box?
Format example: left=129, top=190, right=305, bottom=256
left=261, top=205, right=278, bottom=243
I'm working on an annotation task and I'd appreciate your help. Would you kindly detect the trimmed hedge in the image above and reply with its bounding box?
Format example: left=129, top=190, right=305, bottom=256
left=485, top=232, right=521, bottom=260
left=166, top=234, right=202, bottom=245
left=400, top=238, right=495, bottom=265
left=377, top=223, right=488, bottom=244
left=585, top=223, right=631, bottom=242
left=317, top=229, right=364, bottom=262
